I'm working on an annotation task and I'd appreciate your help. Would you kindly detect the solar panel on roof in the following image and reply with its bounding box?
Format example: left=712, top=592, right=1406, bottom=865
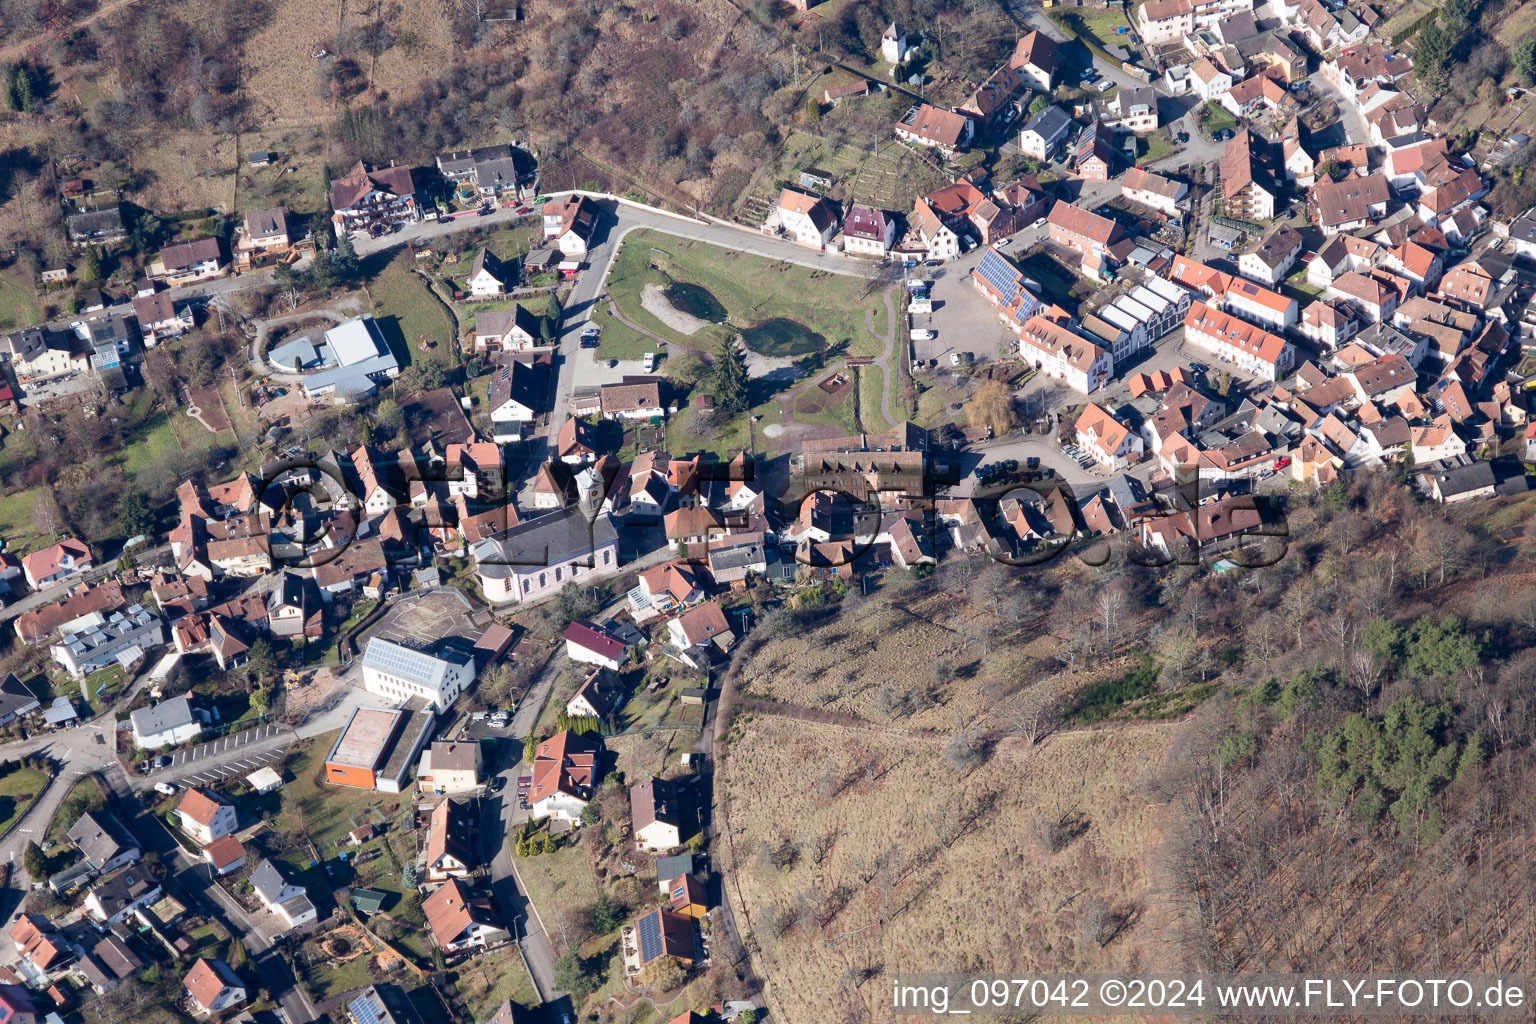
left=637, top=911, right=664, bottom=962
left=975, top=250, right=1021, bottom=300
left=350, top=994, right=385, bottom=1024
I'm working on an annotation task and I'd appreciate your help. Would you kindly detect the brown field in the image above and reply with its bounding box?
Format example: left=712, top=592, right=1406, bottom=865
left=743, top=585, right=1129, bottom=734
left=717, top=715, right=1179, bottom=1024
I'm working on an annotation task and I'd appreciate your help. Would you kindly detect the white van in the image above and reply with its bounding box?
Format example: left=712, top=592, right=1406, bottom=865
left=642, top=352, right=657, bottom=372
left=911, top=329, right=936, bottom=341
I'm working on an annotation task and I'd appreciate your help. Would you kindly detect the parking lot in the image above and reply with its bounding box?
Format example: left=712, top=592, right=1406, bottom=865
left=20, top=371, right=96, bottom=406
left=913, top=257, right=1018, bottom=366
left=151, top=725, right=288, bottom=775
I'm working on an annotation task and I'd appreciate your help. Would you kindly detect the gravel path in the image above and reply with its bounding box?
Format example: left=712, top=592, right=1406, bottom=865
left=640, top=283, right=709, bottom=335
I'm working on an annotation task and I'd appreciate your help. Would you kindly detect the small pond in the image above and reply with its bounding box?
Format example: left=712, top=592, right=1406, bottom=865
left=664, top=282, right=728, bottom=323
left=741, top=317, right=826, bottom=357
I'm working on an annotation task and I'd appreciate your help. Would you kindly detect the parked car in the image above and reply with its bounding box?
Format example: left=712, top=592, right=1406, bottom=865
left=996, top=237, right=1012, bottom=247
left=153, top=755, right=170, bottom=768
left=154, top=782, right=178, bottom=796
left=925, top=259, right=943, bottom=267
left=477, top=205, right=493, bottom=216
left=642, top=351, right=657, bottom=372
left=1273, top=457, right=1292, bottom=470
left=607, top=358, right=619, bottom=368
left=489, top=776, right=506, bottom=793
left=1189, top=361, right=1209, bottom=373
left=1026, top=456, right=1040, bottom=469
left=1177, top=131, right=1190, bottom=143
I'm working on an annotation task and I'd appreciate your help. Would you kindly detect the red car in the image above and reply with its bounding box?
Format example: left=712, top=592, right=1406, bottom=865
left=1273, top=457, right=1291, bottom=470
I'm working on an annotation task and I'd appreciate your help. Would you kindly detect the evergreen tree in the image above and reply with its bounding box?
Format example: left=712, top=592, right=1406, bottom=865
left=713, top=335, right=751, bottom=417
left=114, top=492, right=151, bottom=537
left=804, top=95, right=821, bottom=122
left=1515, top=39, right=1536, bottom=87
left=332, top=230, right=360, bottom=282
left=78, top=244, right=101, bottom=284
left=23, top=841, right=46, bottom=879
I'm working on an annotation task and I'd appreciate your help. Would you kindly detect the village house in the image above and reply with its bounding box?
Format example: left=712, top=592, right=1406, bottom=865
left=601, top=381, right=663, bottom=421
left=201, top=835, right=246, bottom=877
left=632, top=777, right=684, bottom=852
left=486, top=357, right=542, bottom=443
left=21, top=537, right=93, bottom=589
left=249, top=859, right=318, bottom=932
left=1074, top=120, right=1113, bottom=181
left=958, top=62, right=1023, bottom=129
left=1120, top=168, right=1188, bottom=218
left=841, top=205, right=896, bottom=256
left=893, top=103, right=973, bottom=157
left=176, top=788, right=237, bottom=845
left=882, top=22, right=910, bottom=63
left=1010, top=31, right=1060, bottom=91
left=1046, top=202, right=1124, bottom=260
left=1106, top=86, right=1159, bottom=133
left=436, top=144, right=524, bottom=200
left=474, top=305, right=542, bottom=352
left=330, top=160, right=418, bottom=236
left=1018, top=105, right=1072, bottom=162
left=542, top=194, right=598, bottom=255
left=183, top=958, right=246, bottom=1017
left=1314, top=174, right=1391, bottom=234
left=1075, top=402, right=1145, bottom=470
left=1183, top=301, right=1296, bottom=380
left=68, top=811, right=140, bottom=877
left=424, top=877, right=509, bottom=955
left=467, top=249, right=509, bottom=297
left=132, top=289, right=195, bottom=346
left=84, top=865, right=161, bottom=926
left=425, top=797, right=478, bottom=881
left=567, top=666, right=625, bottom=719
left=768, top=189, right=838, bottom=250
left=529, top=730, right=601, bottom=823
left=1220, top=130, right=1276, bottom=222
left=1237, top=223, right=1304, bottom=286
left=418, top=741, right=483, bottom=795
left=667, top=600, right=734, bottom=663
left=564, top=619, right=629, bottom=671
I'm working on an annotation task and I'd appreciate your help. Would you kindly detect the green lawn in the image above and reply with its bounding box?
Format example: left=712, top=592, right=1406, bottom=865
left=455, top=950, right=542, bottom=1017
left=272, top=732, right=409, bottom=851
left=592, top=304, right=657, bottom=361
left=1203, top=101, right=1238, bottom=137
left=369, top=256, right=458, bottom=369
left=605, top=230, right=883, bottom=358
left=0, top=269, right=40, bottom=331
left=0, top=767, right=49, bottom=838
left=663, top=395, right=784, bottom=459
left=0, top=489, right=50, bottom=556
left=1136, top=133, right=1177, bottom=165
left=512, top=838, right=604, bottom=922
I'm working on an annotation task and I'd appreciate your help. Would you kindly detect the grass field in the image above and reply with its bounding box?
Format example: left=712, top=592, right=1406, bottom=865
left=718, top=715, right=1178, bottom=1024
left=512, top=838, right=604, bottom=936
left=454, top=950, right=542, bottom=1017
left=792, top=377, right=861, bottom=436
left=0, top=266, right=39, bottom=331
left=1202, top=101, right=1238, bottom=138
left=605, top=230, right=884, bottom=359
left=369, top=256, right=459, bottom=370
left=592, top=304, right=659, bottom=361
left=0, top=767, right=49, bottom=838
left=273, top=732, right=411, bottom=851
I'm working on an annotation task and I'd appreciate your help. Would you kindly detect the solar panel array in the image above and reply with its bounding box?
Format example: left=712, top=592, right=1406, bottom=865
left=636, top=910, right=664, bottom=962
left=975, top=249, right=1022, bottom=302
left=364, top=638, right=449, bottom=689
left=350, top=993, right=387, bottom=1024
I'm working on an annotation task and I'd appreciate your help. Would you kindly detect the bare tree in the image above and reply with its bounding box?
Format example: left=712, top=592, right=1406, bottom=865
left=1346, top=646, right=1386, bottom=714
left=1002, top=687, right=1054, bottom=746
